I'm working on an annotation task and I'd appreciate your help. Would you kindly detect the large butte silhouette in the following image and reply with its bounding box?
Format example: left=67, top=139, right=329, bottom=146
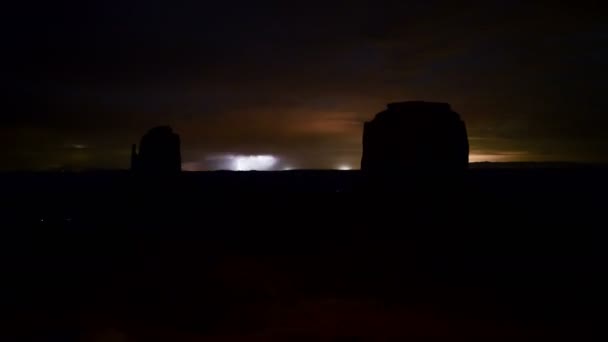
left=361, top=101, right=469, bottom=175
left=131, top=126, right=181, bottom=174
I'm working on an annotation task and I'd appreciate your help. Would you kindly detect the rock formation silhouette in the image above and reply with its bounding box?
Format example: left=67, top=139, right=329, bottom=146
left=361, top=101, right=469, bottom=175
left=131, top=126, right=182, bottom=174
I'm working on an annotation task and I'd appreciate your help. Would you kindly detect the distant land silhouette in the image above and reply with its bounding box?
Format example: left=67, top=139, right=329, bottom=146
left=361, top=101, right=469, bottom=175
left=130, top=101, right=470, bottom=176
left=2, top=112, right=607, bottom=340
left=131, top=126, right=181, bottom=174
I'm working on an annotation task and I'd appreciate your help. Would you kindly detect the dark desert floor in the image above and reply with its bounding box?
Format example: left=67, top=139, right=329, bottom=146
left=1, top=167, right=606, bottom=341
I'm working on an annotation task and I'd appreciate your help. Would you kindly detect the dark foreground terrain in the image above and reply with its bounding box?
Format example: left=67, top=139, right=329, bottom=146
left=1, top=166, right=607, bottom=341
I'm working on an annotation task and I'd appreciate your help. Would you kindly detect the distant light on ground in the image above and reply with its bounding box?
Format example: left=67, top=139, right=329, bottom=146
left=186, top=154, right=283, bottom=171
left=337, top=165, right=352, bottom=170
left=71, top=144, right=88, bottom=149
left=233, top=155, right=277, bottom=171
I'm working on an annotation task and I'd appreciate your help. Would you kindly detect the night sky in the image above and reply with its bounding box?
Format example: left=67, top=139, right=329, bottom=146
left=3, top=1, right=607, bottom=170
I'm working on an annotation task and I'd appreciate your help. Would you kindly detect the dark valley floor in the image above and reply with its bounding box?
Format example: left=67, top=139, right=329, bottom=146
left=1, top=167, right=606, bottom=341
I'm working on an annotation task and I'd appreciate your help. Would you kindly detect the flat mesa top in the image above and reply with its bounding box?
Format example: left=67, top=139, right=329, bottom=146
left=372, top=101, right=461, bottom=123
left=386, top=101, right=452, bottom=112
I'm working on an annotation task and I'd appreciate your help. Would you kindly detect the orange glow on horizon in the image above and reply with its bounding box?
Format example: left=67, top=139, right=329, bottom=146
left=469, top=152, right=530, bottom=163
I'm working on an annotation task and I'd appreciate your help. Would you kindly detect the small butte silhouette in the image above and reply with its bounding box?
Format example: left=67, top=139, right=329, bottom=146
left=131, top=126, right=182, bottom=174
left=131, top=101, right=469, bottom=175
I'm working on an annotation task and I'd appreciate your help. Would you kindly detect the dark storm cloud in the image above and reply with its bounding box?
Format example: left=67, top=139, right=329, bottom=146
left=2, top=1, right=608, bottom=169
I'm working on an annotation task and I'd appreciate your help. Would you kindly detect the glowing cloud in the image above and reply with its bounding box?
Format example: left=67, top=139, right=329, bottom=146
left=232, top=155, right=278, bottom=171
